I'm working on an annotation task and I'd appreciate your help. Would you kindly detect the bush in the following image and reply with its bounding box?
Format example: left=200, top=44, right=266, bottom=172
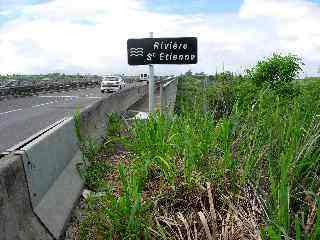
left=207, top=71, right=237, bottom=119
left=246, top=53, right=303, bottom=96
left=174, top=75, right=203, bottom=114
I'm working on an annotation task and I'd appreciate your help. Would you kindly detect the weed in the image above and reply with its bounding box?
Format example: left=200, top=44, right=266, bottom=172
left=106, top=112, right=122, bottom=138
left=74, top=108, right=82, bottom=143
left=75, top=53, right=320, bottom=239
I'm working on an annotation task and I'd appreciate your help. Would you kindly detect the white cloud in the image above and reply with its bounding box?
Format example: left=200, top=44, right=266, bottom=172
left=0, top=0, right=320, bottom=75
left=239, top=0, right=320, bottom=73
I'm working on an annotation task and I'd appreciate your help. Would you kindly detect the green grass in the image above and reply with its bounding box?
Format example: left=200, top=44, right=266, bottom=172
left=75, top=54, right=320, bottom=239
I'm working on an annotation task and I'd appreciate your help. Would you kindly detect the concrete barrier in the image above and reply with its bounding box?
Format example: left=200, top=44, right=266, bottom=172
left=20, top=117, right=82, bottom=239
left=79, top=83, right=147, bottom=138
left=0, top=154, right=52, bottom=240
left=0, top=83, right=147, bottom=239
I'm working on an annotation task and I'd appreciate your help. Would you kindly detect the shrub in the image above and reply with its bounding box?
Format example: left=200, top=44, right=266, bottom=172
left=174, top=75, right=203, bottom=114
left=207, top=72, right=236, bottom=119
left=246, top=53, right=303, bottom=96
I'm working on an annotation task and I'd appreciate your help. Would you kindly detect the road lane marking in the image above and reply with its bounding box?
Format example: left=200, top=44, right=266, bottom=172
left=0, top=108, right=23, bottom=115
left=38, top=95, right=79, bottom=98
left=31, top=101, right=56, bottom=108
left=38, top=95, right=102, bottom=99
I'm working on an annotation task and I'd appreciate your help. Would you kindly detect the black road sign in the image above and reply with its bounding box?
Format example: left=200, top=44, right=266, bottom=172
left=127, top=37, right=197, bottom=65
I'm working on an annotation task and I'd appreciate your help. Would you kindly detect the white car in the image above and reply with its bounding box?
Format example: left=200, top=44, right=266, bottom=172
left=100, top=76, right=125, bottom=93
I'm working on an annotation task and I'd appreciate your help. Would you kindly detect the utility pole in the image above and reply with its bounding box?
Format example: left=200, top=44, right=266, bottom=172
left=148, top=32, right=155, bottom=112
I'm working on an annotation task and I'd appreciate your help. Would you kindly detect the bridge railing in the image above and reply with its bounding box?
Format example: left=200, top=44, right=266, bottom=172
left=160, top=77, right=178, bottom=115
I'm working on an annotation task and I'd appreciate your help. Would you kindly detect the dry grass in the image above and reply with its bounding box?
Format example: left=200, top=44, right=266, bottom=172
left=152, top=183, right=263, bottom=240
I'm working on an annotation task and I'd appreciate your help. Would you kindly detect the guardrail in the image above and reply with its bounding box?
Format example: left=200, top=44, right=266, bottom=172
left=0, top=84, right=148, bottom=240
left=160, top=77, right=178, bottom=114
left=0, top=80, right=100, bottom=100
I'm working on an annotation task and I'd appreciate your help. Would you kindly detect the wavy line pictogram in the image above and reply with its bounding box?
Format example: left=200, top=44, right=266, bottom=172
left=129, top=47, right=144, bottom=57
left=130, top=51, right=143, bottom=54
left=129, top=53, right=143, bottom=56
left=130, top=48, right=143, bottom=51
left=130, top=50, right=143, bottom=53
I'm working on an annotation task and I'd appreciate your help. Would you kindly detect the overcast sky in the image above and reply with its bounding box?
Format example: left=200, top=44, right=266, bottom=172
left=1, top=0, right=320, bottom=76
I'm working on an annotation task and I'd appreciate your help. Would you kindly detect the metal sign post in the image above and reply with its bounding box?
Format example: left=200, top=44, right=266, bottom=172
left=149, top=32, right=155, bottom=112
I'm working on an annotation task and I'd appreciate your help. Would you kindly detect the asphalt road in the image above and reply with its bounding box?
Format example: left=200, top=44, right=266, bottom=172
left=0, top=87, right=112, bottom=153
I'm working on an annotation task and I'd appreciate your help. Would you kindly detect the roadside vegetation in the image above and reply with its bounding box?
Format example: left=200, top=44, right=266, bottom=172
left=73, top=53, right=320, bottom=239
